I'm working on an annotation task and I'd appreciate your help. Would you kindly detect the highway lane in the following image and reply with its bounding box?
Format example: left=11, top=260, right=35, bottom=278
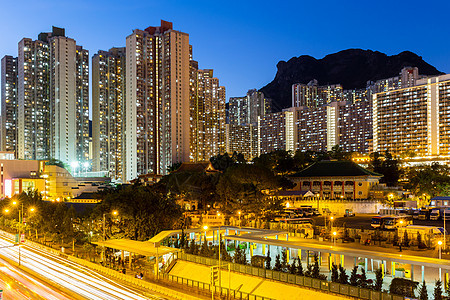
left=0, top=256, right=72, bottom=300
left=0, top=237, right=163, bottom=300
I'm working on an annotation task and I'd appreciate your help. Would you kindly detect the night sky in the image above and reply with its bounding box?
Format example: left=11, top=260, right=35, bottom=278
left=1, top=0, right=449, bottom=100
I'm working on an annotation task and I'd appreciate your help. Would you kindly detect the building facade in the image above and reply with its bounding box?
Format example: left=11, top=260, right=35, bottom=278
left=338, top=100, right=372, bottom=153
left=258, top=110, right=294, bottom=154
left=290, top=161, right=382, bottom=200
left=292, top=80, right=343, bottom=108
left=15, top=27, right=89, bottom=167
left=1, top=56, right=18, bottom=153
left=373, top=74, right=450, bottom=157
left=125, top=20, right=190, bottom=180
left=225, top=124, right=258, bottom=160
left=190, top=69, right=226, bottom=162
left=92, top=47, right=126, bottom=181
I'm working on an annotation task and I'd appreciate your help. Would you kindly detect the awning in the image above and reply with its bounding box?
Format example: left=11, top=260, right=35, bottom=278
left=92, top=238, right=177, bottom=257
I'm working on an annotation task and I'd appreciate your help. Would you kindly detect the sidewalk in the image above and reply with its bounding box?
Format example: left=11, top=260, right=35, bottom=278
left=170, top=260, right=349, bottom=300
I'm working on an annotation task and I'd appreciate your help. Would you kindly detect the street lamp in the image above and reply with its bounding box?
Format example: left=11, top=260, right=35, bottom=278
left=333, top=231, right=337, bottom=247
left=438, top=240, right=443, bottom=259
left=103, top=210, right=119, bottom=263
left=238, top=211, right=241, bottom=228
left=330, top=216, right=334, bottom=231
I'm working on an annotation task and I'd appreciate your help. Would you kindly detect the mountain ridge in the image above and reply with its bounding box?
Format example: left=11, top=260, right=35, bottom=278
left=260, top=49, right=444, bottom=111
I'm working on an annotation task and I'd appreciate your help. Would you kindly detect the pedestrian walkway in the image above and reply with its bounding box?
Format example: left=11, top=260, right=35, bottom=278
left=170, top=260, right=348, bottom=300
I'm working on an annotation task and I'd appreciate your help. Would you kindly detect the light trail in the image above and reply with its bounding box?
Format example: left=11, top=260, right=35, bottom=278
left=0, top=237, right=161, bottom=300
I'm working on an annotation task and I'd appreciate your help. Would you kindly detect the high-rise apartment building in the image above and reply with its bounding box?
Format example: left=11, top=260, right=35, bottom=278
left=76, top=46, right=90, bottom=165
left=295, top=105, right=328, bottom=152
left=225, top=124, right=258, bottom=160
left=338, top=100, right=372, bottom=153
left=16, top=27, right=89, bottom=166
left=1, top=56, right=18, bottom=153
left=17, top=36, right=50, bottom=161
left=373, top=74, right=450, bottom=157
left=229, top=89, right=271, bottom=125
left=292, top=81, right=343, bottom=108
left=258, top=110, right=294, bottom=155
left=227, top=89, right=270, bottom=160
left=190, top=69, right=226, bottom=162
left=228, top=96, right=248, bottom=125
left=92, top=47, right=126, bottom=181
left=125, top=20, right=190, bottom=180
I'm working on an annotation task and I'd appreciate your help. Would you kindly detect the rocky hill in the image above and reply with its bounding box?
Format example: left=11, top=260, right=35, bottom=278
left=260, top=49, right=443, bottom=111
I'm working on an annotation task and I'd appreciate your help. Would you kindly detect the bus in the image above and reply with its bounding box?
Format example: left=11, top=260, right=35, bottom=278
left=371, top=216, right=383, bottom=228
left=383, top=216, right=412, bottom=230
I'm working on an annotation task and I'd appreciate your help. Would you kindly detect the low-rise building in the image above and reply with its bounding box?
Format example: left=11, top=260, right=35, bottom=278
left=0, top=159, right=110, bottom=201
left=289, top=160, right=382, bottom=200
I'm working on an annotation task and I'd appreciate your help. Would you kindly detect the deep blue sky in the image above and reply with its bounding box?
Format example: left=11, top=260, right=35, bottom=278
left=1, top=0, right=449, bottom=100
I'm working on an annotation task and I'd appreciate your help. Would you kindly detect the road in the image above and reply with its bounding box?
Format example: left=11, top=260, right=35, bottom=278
left=0, top=236, right=164, bottom=300
left=0, top=256, right=72, bottom=300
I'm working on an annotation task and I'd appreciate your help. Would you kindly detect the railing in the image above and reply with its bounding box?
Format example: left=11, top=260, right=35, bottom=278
left=178, top=253, right=406, bottom=300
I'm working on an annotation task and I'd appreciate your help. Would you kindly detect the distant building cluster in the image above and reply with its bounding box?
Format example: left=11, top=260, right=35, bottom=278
left=226, top=67, right=450, bottom=161
left=1, top=21, right=226, bottom=185
left=1, top=20, right=450, bottom=195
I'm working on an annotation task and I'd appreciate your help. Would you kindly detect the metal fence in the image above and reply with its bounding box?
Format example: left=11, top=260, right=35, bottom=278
left=178, top=253, right=406, bottom=300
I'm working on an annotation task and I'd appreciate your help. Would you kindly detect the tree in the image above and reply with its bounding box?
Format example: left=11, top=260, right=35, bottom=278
left=403, top=231, right=410, bottom=247
left=94, top=185, right=182, bottom=241
left=417, top=231, right=423, bottom=248
left=359, top=268, right=368, bottom=289
left=274, top=254, right=282, bottom=272
left=45, top=158, right=67, bottom=169
left=338, top=265, right=349, bottom=285
left=389, top=278, right=418, bottom=298
left=265, top=249, right=271, bottom=270
left=199, top=236, right=210, bottom=257
left=350, top=265, right=358, bottom=286
left=281, top=249, right=288, bottom=271
left=369, top=151, right=401, bottom=186
left=233, top=245, right=247, bottom=265
left=405, top=163, right=450, bottom=198
left=210, top=153, right=236, bottom=172
left=419, top=280, right=428, bottom=300
left=304, top=264, right=313, bottom=277
left=393, top=231, right=399, bottom=246
left=295, top=258, right=303, bottom=276
left=288, top=262, right=296, bottom=274
left=331, top=263, right=339, bottom=282
left=374, top=268, right=383, bottom=291
left=312, top=254, right=321, bottom=279
left=434, top=280, right=443, bottom=300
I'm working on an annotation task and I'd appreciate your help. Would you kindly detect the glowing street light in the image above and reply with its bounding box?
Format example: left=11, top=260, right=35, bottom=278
left=438, top=240, right=443, bottom=259
left=102, top=210, right=119, bottom=262
left=333, top=231, right=337, bottom=247
left=4, top=208, right=10, bottom=214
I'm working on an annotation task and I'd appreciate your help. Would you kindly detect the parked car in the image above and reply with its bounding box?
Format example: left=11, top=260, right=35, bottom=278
left=344, top=209, right=355, bottom=217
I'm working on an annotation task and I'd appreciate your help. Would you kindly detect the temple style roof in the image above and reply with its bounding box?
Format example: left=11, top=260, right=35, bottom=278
left=290, top=160, right=383, bottom=178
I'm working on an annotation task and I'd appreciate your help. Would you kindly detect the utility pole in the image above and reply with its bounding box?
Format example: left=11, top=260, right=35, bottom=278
left=102, top=213, right=106, bottom=262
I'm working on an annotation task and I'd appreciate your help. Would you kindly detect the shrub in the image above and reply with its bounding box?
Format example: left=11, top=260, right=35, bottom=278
left=389, top=278, right=418, bottom=298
